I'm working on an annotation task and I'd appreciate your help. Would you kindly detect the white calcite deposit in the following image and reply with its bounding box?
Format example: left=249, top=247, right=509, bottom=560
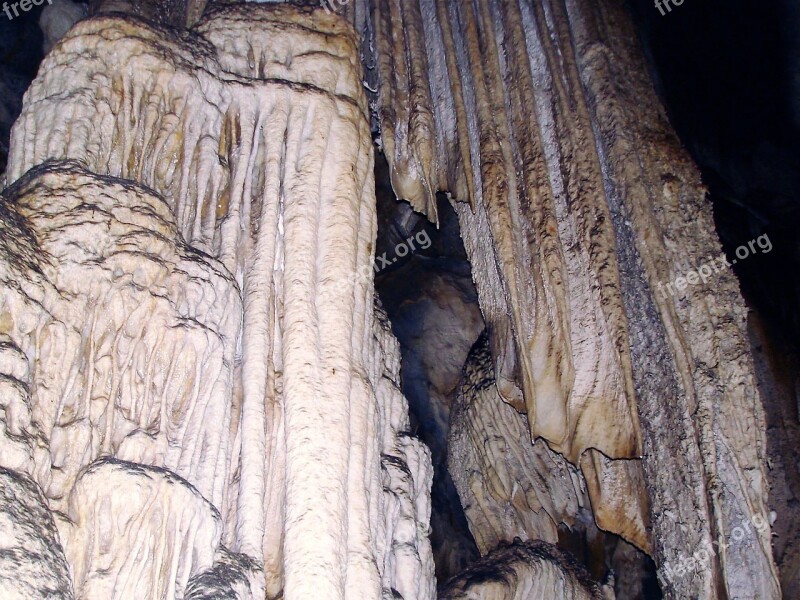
left=2, top=5, right=434, bottom=600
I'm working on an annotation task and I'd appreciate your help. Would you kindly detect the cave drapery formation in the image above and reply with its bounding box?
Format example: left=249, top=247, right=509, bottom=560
left=0, top=1, right=789, bottom=599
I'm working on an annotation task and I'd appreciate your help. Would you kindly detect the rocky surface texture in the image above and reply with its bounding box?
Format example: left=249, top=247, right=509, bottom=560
left=449, top=334, right=657, bottom=599
left=2, top=5, right=433, bottom=600
left=449, top=335, right=590, bottom=555
left=438, top=539, right=607, bottom=600
left=0, top=467, right=74, bottom=600
left=0, top=1, right=792, bottom=599
left=367, top=0, right=781, bottom=597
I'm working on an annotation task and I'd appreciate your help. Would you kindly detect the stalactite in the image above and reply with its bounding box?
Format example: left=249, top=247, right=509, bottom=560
left=449, top=335, right=651, bottom=557
left=368, top=0, right=779, bottom=597
left=371, top=0, right=641, bottom=467
left=566, top=1, right=779, bottom=596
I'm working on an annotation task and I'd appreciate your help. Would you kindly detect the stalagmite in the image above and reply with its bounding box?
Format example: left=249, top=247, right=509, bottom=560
left=3, top=5, right=434, bottom=599
left=0, top=161, right=241, bottom=513
left=438, top=540, right=607, bottom=600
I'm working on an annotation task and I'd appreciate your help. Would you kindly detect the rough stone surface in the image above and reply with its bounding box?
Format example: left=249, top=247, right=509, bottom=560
left=0, top=467, right=74, bottom=600
left=3, top=5, right=435, bottom=600
left=185, top=548, right=266, bottom=600
left=62, top=458, right=224, bottom=600
left=438, top=539, right=606, bottom=600
left=449, top=334, right=650, bottom=556
left=367, top=0, right=780, bottom=596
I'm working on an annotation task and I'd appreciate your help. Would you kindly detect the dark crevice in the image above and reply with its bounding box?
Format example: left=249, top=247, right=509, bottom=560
left=373, top=153, right=482, bottom=585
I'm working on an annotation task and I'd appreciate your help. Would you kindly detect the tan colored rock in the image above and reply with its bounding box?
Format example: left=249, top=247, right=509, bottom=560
left=449, top=335, right=650, bottom=556
left=449, top=335, right=585, bottom=554
left=439, top=539, right=607, bottom=600
left=0, top=1, right=785, bottom=598
left=368, top=0, right=779, bottom=596
left=372, top=0, right=640, bottom=467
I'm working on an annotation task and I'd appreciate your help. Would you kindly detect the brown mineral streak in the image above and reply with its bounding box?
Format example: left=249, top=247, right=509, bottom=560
left=529, top=0, right=640, bottom=455
left=371, top=0, right=778, bottom=596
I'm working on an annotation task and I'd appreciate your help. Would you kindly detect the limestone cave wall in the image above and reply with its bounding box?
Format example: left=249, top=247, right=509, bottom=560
left=0, top=1, right=793, bottom=599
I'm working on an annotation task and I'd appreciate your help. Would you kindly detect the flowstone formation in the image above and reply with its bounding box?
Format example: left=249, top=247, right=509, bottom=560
left=368, top=0, right=780, bottom=597
left=0, top=1, right=789, bottom=599
left=2, top=5, right=433, bottom=600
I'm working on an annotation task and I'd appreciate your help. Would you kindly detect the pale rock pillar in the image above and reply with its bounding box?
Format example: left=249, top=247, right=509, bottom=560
left=3, top=5, right=434, bottom=600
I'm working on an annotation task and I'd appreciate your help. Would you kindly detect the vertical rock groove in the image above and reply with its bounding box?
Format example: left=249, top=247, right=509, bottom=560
left=369, top=0, right=779, bottom=597
left=372, top=0, right=642, bottom=467
left=2, top=5, right=434, bottom=600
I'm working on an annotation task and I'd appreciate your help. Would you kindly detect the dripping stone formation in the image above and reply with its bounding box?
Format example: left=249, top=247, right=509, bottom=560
left=0, top=1, right=793, bottom=600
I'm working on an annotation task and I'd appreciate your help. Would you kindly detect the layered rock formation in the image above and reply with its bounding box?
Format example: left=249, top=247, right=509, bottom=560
left=2, top=5, right=433, bottom=600
left=0, top=0, right=791, bottom=599
left=367, top=0, right=780, bottom=597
